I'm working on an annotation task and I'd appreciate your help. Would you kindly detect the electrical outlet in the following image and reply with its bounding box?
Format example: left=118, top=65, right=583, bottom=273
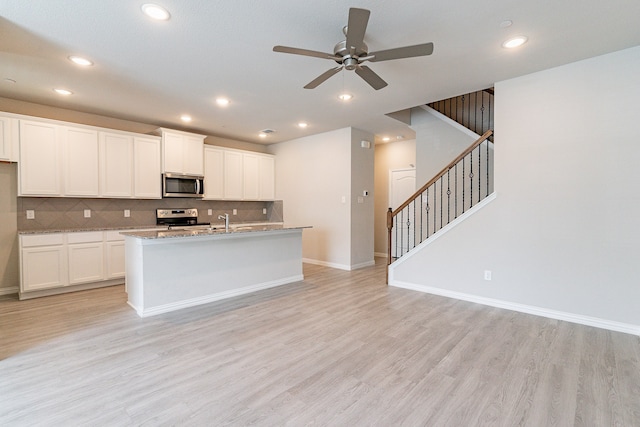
left=262, top=208, right=267, bottom=215
left=124, top=209, right=130, bottom=218
left=208, top=209, right=213, bottom=216
left=232, top=209, right=237, bottom=215
left=26, top=210, right=35, bottom=220
left=484, top=270, right=492, bottom=281
left=84, top=209, right=91, bottom=218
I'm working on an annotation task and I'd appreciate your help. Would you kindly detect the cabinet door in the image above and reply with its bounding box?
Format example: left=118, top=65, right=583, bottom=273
left=64, top=127, right=99, bottom=196
left=68, top=242, right=105, bottom=285
left=105, top=241, right=126, bottom=279
left=162, top=132, right=184, bottom=173
left=134, top=136, right=161, bottom=198
left=223, top=150, right=243, bottom=200
left=100, top=132, right=133, bottom=197
left=183, top=135, right=204, bottom=175
left=0, top=116, right=13, bottom=161
left=21, top=246, right=67, bottom=291
left=258, top=155, right=275, bottom=200
left=204, top=147, right=224, bottom=199
left=19, top=120, right=61, bottom=196
left=243, top=153, right=260, bottom=200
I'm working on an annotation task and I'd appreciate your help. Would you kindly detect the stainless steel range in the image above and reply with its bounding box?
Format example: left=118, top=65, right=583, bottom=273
left=156, top=208, right=210, bottom=229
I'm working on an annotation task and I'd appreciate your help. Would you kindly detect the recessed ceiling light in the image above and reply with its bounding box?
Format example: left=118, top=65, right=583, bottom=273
left=259, top=133, right=267, bottom=138
left=297, top=122, right=308, bottom=128
left=500, top=20, right=513, bottom=28
left=54, top=88, right=73, bottom=96
left=338, top=93, right=353, bottom=101
left=180, top=115, right=192, bottom=123
left=68, top=56, right=93, bottom=66
left=216, top=97, right=230, bottom=106
left=382, top=136, right=391, bottom=142
left=502, top=36, right=528, bottom=49
left=141, top=4, right=171, bottom=21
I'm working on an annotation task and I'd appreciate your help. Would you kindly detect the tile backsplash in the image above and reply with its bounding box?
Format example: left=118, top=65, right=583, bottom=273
left=17, top=198, right=283, bottom=231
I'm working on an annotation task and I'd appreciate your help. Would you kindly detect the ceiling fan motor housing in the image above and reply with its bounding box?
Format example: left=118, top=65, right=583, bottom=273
left=334, top=40, right=369, bottom=69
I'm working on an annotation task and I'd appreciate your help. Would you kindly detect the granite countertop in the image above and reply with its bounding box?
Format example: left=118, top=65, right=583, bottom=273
left=121, top=224, right=310, bottom=240
left=17, top=222, right=286, bottom=235
left=18, top=225, right=167, bottom=235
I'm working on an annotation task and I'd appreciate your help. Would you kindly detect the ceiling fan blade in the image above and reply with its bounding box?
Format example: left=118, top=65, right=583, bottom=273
left=369, top=42, right=434, bottom=62
left=355, top=65, right=387, bottom=90
left=345, top=8, right=370, bottom=51
left=273, top=45, right=336, bottom=60
left=304, top=66, right=343, bottom=89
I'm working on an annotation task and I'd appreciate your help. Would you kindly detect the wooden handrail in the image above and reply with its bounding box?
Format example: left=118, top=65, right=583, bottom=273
left=391, top=130, right=493, bottom=216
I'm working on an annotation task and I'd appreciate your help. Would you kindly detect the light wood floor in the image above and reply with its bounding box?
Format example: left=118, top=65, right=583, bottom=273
left=1, top=259, right=639, bottom=426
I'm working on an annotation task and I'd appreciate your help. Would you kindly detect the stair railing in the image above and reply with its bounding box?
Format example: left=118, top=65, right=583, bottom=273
left=387, top=130, right=494, bottom=278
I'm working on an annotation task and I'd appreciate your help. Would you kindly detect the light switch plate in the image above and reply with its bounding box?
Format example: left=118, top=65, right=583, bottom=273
left=84, top=209, right=91, bottom=218
left=232, top=209, right=237, bottom=215
left=124, top=209, right=130, bottom=218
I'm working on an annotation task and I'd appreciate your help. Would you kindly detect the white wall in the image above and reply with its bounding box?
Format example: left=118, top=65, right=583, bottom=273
left=270, top=127, right=374, bottom=270
left=391, top=46, right=640, bottom=333
left=413, top=107, right=476, bottom=185
left=350, top=128, right=375, bottom=268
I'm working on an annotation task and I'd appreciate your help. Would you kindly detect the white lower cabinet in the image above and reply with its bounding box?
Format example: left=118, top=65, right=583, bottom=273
left=20, top=234, right=68, bottom=292
left=67, top=232, right=105, bottom=285
left=19, top=228, right=166, bottom=298
left=105, top=230, right=126, bottom=279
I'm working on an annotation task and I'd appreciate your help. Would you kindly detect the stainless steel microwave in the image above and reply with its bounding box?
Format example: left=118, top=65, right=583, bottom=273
left=162, top=173, right=204, bottom=198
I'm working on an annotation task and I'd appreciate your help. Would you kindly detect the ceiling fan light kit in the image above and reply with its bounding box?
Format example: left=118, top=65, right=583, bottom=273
left=273, top=7, right=434, bottom=90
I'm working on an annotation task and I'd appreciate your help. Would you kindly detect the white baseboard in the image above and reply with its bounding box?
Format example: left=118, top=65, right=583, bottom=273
left=303, top=258, right=375, bottom=271
left=374, top=252, right=387, bottom=258
left=132, top=275, right=304, bottom=318
left=303, top=258, right=351, bottom=271
left=0, top=286, right=18, bottom=296
left=390, top=280, right=640, bottom=336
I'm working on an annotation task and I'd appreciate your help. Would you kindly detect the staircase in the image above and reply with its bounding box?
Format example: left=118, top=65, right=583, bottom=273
left=386, top=89, right=495, bottom=277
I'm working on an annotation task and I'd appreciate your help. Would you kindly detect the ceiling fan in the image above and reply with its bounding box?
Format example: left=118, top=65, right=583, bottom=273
left=273, top=7, right=434, bottom=90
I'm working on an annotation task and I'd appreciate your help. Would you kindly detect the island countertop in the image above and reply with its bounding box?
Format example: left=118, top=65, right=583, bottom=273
left=121, top=224, right=310, bottom=240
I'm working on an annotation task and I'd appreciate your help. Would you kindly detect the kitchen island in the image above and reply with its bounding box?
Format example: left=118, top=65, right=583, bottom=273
left=122, top=224, right=310, bottom=317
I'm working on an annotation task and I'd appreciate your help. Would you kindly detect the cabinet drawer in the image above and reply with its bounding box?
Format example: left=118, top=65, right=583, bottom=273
left=67, top=231, right=104, bottom=244
left=104, top=230, right=126, bottom=241
left=21, top=233, right=65, bottom=247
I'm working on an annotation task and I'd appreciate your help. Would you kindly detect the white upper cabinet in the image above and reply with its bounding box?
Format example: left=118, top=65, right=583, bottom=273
left=203, top=146, right=224, bottom=200
left=203, top=145, right=275, bottom=201
left=63, top=127, right=100, bottom=197
left=223, top=150, right=244, bottom=200
left=133, top=136, right=161, bottom=198
left=0, top=115, right=18, bottom=162
left=159, top=128, right=205, bottom=175
left=19, top=120, right=61, bottom=196
left=242, top=153, right=260, bottom=200
left=100, top=132, right=134, bottom=197
left=258, top=155, right=275, bottom=200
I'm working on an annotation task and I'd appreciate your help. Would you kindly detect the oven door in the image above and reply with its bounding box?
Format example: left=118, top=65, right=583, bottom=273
left=162, top=173, right=204, bottom=198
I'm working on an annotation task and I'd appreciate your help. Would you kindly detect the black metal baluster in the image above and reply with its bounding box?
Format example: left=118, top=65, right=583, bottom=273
left=447, top=170, right=451, bottom=225
left=455, top=163, right=458, bottom=218
left=477, top=146, right=481, bottom=203
left=425, top=188, right=430, bottom=238
left=470, top=149, right=474, bottom=207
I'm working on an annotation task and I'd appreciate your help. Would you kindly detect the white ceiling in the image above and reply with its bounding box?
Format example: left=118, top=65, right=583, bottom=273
left=1, top=1, right=639, bottom=145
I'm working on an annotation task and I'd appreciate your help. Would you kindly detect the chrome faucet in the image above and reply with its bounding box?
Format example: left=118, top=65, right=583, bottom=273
left=218, top=213, right=230, bottom=232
